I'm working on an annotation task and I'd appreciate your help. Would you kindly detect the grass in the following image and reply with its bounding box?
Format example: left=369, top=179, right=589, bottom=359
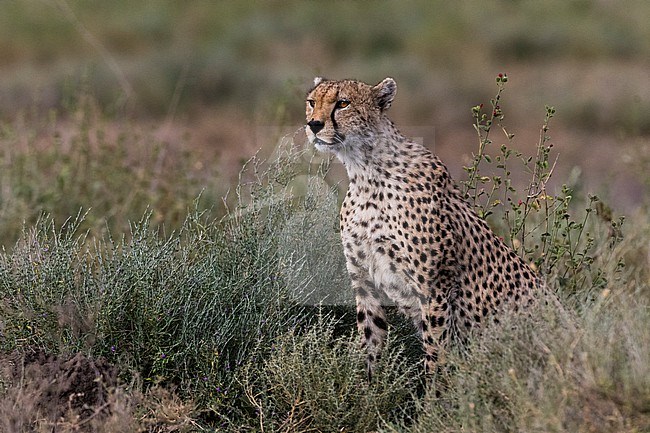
left=0, top=96, right=225, bottom=248
left=0, top=74, right=650, bottom=432
left=385, top=290, right=650, bottom=433
left=2, top=0, right=650, bottom=133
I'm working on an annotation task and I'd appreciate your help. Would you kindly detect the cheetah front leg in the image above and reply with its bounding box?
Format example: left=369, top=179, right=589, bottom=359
left=420, top=287, right=452, bottom=375
left=352, top=278, right=388, bottom=381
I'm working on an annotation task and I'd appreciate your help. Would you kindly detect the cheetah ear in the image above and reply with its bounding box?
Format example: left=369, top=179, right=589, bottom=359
left=313, top=76, right=326, bottom=87
left=373, top=77, right=397, bottom=111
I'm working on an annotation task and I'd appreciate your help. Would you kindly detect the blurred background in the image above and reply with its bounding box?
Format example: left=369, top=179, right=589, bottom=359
left=1, top=0, right=648, bottom=246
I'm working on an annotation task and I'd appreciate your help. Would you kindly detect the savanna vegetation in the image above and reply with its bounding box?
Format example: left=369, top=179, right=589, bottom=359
left=0, top=1, right=648, bottom=431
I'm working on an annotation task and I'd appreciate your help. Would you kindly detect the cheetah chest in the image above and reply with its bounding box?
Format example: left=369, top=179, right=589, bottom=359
left=341, top=194, right=418, bottom=309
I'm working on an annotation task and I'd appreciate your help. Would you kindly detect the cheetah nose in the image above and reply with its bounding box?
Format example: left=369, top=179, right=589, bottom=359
left=307, top=119, right=325, bottom=134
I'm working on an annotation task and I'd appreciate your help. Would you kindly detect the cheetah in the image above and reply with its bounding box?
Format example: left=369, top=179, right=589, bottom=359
left=305, top=77, right=541, bottom=379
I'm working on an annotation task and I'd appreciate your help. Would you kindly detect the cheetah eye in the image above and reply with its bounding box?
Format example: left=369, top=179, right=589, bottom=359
left=335, top=99, right=350, bottom=109
left=307, top=100, right=315, bottom=108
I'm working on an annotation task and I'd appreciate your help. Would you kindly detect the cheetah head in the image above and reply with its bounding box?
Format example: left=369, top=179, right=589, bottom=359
left=305, top=77, right=397, bottom=155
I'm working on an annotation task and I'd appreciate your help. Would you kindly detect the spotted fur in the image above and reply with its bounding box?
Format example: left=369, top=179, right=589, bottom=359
left=306, top=77, right=540, bottom=379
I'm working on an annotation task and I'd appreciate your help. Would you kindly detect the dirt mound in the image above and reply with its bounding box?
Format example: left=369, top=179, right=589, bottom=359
left=2, top=349, right=118, bottom=423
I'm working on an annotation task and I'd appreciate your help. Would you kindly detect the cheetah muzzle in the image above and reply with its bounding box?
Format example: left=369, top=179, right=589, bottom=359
left=306, top=76, right=541, bottom=380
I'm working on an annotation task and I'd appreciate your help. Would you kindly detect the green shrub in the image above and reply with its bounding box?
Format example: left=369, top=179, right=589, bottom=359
left=462, top=74, right=626, bottom=298
left=239, top=316, right=419, bottom=432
